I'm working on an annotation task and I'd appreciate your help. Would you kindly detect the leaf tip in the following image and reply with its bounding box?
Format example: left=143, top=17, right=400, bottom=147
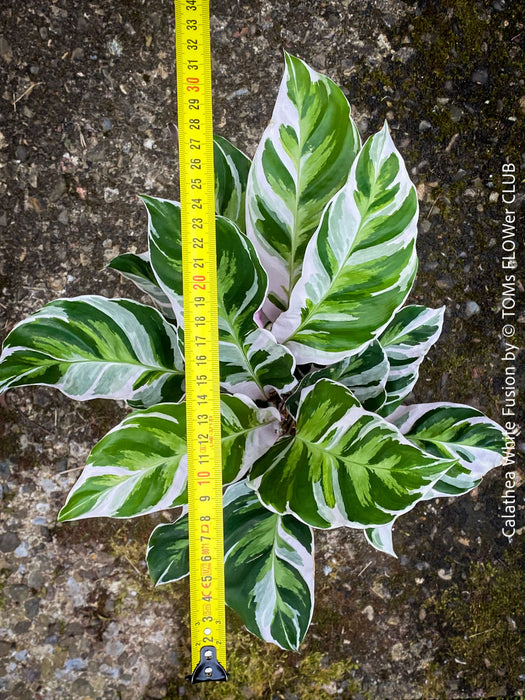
left=56, top=507, right=70, bottom=523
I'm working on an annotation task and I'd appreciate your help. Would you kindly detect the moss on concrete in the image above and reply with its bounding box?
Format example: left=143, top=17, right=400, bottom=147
left=426, top=544, right=525, bottom=696
left=166, top=611, right=363, bottom=700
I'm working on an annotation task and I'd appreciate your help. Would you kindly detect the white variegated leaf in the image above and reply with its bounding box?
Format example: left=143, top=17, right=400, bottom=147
left=364, top=523, right=396, bottom=558
left=285, top=340, right=388, bottom=417
left=147, top=510, right=189, bottom=586
left=58, top=395, right=280, bottom=521
left=378, top=305, right=445, bottom=416
left=58, top=403, right=189, bottom=521
left=246, top=52, right=361, bottom=319
left=389, top=402, right=506, bottom=498
left=108, top=251, right=176, bottom=321
left=144, top=134, right=251, bottom=321
left=147, top=481, right=315, bottom=651
left=214, top=134, right=251, bottom=231
left=223, top=481, right=314, bottom=651
left=248, top=379, right=455, bottom=529
left=216, top=217, right=296, bottom=399
left=272, top=123, right=419, bottom=365
left=365, top=402, right=506, bottom=551
left=0, top=296, right=184, bottom=408
left=145, top=196, right=296, bottom=399
left=144, top=195, right=185, bottom=325
left=220, top=394, right=281, bottom=484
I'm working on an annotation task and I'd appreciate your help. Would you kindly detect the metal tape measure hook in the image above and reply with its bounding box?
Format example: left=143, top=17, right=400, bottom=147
left=187, top=645, right=228, bottom=684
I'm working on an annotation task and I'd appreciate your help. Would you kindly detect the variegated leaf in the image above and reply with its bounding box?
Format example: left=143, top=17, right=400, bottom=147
left=143, top=137, right=250, bottom=323
left=272, top=123, right=419, bottom=365
left=146, top=197, right=296, bottom=399
left=215, top=216, right=297, bottom=399
left=223, top=481, right=314, bottom=651
left=389, top=402, right=506, bottom=498
left=143, top=195, right=184, bottom=325
left=364, top=523, right=396, bottom=558
left=285, top=340, right=388, bottom=417
left=144, top=136, right=251, bottom=322
left=147, top=510, right=189, bottom=585
left=219, top=327, right=296, bottom=400
left=214, top=134, right=251, bottom=231
left=378, top=305, right=445, bottom=416
left=58, top=403, right=189, bottom=521
left=0, top=296, right=184, bottom=408
left=148, top=481, right=315, bottom=651
left=246, top=52, right=361, bottom=319
left=58, top=394, right=279, bottom=520
left=108, top=251, right=176, bottom=320
left=248, top=379, right=455, bottom=529
left=220, top=394, right=281, bottom=484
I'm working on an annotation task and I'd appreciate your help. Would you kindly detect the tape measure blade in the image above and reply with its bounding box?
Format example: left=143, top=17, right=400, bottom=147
left=174, top=0, right=227, bottom=676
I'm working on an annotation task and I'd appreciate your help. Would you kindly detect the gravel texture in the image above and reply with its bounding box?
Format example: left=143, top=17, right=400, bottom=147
left=0, top=1, right=524, bottom=698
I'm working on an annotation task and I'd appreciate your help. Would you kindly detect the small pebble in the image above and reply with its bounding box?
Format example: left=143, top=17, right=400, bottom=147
left=362, top=605, right=374, bottom=621
left=465, top=300, right=480, bottom=317
left=0, top=36, right=12, bottom=63
left=419, top=120, right=432, bottom=132
left=0, top=532, right=20, bottom=553
left=108, top=38, right=123, bottom=57
left=7, top=584, right=30, bottom=602
left=453, top=168, right=467, bottom=182
left=24, top=597, right=41, bottom=618
left=415, top=562, right=430, bottom=573
left=391, top=642, right=406, bottom=661
left=449, top=104, right=463, bottom=123
left=227, top=87, right=249, bottom=99
left=64, top=657, right=88, bottom=671
left=27, top=571, right=45, bottom=590
left=471, top=67, right=489, bottom=85
left=436, top=276, right=454, bottom=290
left=104, top=187, right=120, bottom=202
left=57, top=209, right=69, bottom=225
left=15, top=145, right=28, bottom=161
left=14, top=542, right=29, bottom=558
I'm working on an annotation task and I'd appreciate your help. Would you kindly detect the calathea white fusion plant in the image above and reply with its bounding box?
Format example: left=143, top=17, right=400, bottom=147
left=0, top=54, right=506, bottom=651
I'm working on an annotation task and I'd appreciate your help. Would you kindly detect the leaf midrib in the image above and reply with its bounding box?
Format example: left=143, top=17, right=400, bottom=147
left=282, top=190, right=374, bottom=343
left=11, top=351, right=183, bottom=375
left=218, top=298, right=265, bottom=395
left=295, top=431, right=449, bottom=476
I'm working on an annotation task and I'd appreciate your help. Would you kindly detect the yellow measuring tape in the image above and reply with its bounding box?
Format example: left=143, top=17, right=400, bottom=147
left=174, top=0, right=228, bottom=683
